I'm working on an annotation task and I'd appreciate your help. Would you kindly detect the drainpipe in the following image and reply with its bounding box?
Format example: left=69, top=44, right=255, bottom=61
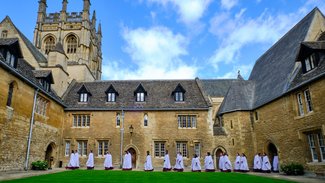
left=24, top=88, right=39, bottom=171
left=120, top=109, right=124, bottom=168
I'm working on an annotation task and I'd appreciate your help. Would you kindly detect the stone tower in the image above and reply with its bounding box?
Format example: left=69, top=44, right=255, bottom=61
left=33, top=0, right=102, bottom=82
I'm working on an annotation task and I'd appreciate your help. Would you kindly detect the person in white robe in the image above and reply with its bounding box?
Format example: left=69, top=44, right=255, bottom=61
left=122, top=151, right=132, bottom=170
left=104, top=151, right=113, bottom=170
left=86, top=150, right=94, bottom=169
left=234, top=153, right=241, bottom=172
left=261, top=153, right=271, bottom=173
left=204, top=152, right=215, bottom=172
left=173, top=152, right=184, bottom=172
left=144, top=151, right=154, bottom=171
left=222, top=153, right=232, bottom=172
left=218, top=152, right=224, bottom=171
left=253, top=153, right=262, bottom=172
left=239, top=153, right=249, bottom=172
left=163, top=150, right=172, bottom=171
left=67, top=150, right=76, bottom=169
left=74, top=150, right=80, bottom=169
left=191, top=154, right=201, bottom=172
left=272, top=154, right=279, bottom=172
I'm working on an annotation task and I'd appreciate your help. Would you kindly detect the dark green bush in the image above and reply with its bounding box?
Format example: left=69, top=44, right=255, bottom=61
left=280, top=162, right=304, bottom=175
left=31, top=160, right=48, bottom=170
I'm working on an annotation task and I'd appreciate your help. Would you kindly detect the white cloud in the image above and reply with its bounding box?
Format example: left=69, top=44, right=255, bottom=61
left=148, top=0, right=212, bottom=24
left=220, top=0, right=238, bottom=10
left=102, top=26, right=198, bottom=80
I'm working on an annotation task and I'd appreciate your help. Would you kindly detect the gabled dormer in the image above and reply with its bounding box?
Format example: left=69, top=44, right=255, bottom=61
left=33, top=70, right=54, bottom=92
left=134, top=84, right=147, bottom=102
left=296, top=41, right=324, bottom=73
left=172, top=83, right=186, bottom=102
left=0, top=38, right=22, bottom=69
left=77, top=85, right=92, bottom=103
left=105, top=84, right=119, bottom=102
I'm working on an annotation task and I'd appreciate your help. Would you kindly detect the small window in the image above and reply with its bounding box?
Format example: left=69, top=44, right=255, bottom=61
left=107, top=93, right=116, bottom=102
left=6, top=82, right=14, bottom=107
left=308, top=134, right=319, bottom=162
left=154, top=142, right=165, bottom=158
left=177, top=115, right=197, bottom=128
left=297, top=93, right=304, bottom=116
left=136, top=92, right=145, bottom=102
left=255, top=111, right=259, bottom=121
left=304, top=55, right=315, bottom=72
left=116, top=113, right=121, bottom=127
left=65, top=141, right=71, bottom=156
left=194, top=142, right=200, bottom=157
left=176, top=142, right=187, bottom=157
left=304, top=89, right=313, bottom=113
left=79, top=93, right=88, bottom=102
left=144, top=114, right=148, bottom=126
left=1, top=30, right=8, bottom=38
left=230, top=120, right=233, bottom=129
left=175, top=92, right=184, bottom=101
left=77, top=140, right=88, bottom=156
left=98, top=140, right=109, bottom=157
left=35, top=96, right=48, bottom=116
left=73, top=115, right=90, bottom=127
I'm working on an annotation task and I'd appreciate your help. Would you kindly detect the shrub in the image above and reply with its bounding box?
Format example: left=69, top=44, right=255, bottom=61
left=280, top=162, right=304, bottom=175
left=31, top=160, right=48, bottom=170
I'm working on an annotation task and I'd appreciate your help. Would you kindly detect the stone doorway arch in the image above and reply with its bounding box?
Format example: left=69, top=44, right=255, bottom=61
left=266, top=142, right=278, bottom=171
left=127, top=148, right=136, bottom=169
left=45, top=142, right=56, bottom=169
left=213, top=146, right=227, bottom=170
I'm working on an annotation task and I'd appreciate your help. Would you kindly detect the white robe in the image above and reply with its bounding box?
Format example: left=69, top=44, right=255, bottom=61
left=74, top=152, right=80, bottom=167
left=239, top=156, right=249, bottom=171
left=144, top=155, right=153, bottom=170
left=234, top=155, right=241, bottom=170
left=253, top=155, right=262, bottom=170
left=163, top=154, right=171, bottom=169
left=104, top=154, right=113, bottom=168
left=174, top=154, right=184, bottom=170
left=68, top=153, right=76, bottom=167
left=86, top=152, right=94, bottom=167
left=122, top=153, right=131, bottom=169
left=219, top=155, right=224, bottom=170
left=222, top=155, right=232, bottom=171
left=204, top=155, right=214, bottom=170
left=262, top=155, right=271, bottom=171
left=191, top=157, right=201, bottom=171
left=273, top=156, right=279, bottom=171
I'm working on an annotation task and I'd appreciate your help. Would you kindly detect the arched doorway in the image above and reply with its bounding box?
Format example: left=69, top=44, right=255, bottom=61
left=45, top=143, right=55, bottom=169
left=127, top=148, right=136, bottom=169
left=215, top=149, right=224, bottom=170
left=267, top=143, right=278, bottom=170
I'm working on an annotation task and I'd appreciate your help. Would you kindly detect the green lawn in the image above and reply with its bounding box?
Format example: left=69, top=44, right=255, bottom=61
left=2, top=170, right=295, bottom=183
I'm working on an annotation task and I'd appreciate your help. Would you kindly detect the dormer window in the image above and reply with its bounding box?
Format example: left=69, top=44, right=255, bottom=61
left=105, top=85, right=119, bottom=102
left=5, top=50, right=15, bottom=67
left=77, top=85, right=91, bottom=103
left=304, top=54, right=316, bottom=72
left=33, top=70, right=54, bottom=92
left=134, top=84, right=147, bottom=102
left=172, top=83, right=186, bottom=102
left=1, top=30, right=8, bottom=38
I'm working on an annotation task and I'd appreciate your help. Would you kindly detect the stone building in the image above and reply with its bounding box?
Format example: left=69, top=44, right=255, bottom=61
left=0, top=0, right=324, bottom=175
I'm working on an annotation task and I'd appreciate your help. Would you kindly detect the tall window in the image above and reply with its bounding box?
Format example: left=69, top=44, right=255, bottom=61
left=176, top=142, right=187, bottom=157
left=154, top=142, right=165, bottom=158
left=65, top=141, right=71, bottom=156
left=144, top=114, right=148, bottom=126
left=98, top=140, right=109, bottom=157
left=304, top=54, right=315, bottom=72
left=177, top=115, right=197, bottom=128
left=73, top=115, right=90, bottom=127
left=44, top=36, right=55, bottom=54
left=4, top=50, right=16, bottom=68
left=116, top=113, right=121, bottom=126
left=136, top=92, right=145, bottom=102
left=66, top=35, right=77, bottom=54
left=107, top=92, right=116, bottom=102
left=307, top=133, right=325, bottom=162
left=304, top=89, right=313, bottom=113
left=1, top=30, right=8, bottom=38
left=194, top=142, right=201, bottom=157
left=318, top=134, right=325, bottom=161
left=297, top=93, right=304, bottom=116
left=79, top=93, right=88, bottom=102
left=175, top=92, right=184, bottom=102
left=77, top=140, right=88, bottom=156
left=6, top=82, right=14, bottom=107
left=35, top=96, right=48, bottom=116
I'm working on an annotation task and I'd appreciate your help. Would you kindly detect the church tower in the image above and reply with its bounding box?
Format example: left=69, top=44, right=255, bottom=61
left=33, top=0, right=102, bottom=82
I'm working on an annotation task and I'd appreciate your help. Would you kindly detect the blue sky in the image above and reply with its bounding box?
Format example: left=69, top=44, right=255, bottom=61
left=1, top=0, right=325, bottom=80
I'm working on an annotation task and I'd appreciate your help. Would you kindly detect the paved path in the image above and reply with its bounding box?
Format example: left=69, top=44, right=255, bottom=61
left=0, top=168, right=324, bottom=183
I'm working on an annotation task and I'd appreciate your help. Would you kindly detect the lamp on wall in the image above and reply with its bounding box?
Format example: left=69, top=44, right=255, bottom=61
left=129, top=125, right=134, bottom=136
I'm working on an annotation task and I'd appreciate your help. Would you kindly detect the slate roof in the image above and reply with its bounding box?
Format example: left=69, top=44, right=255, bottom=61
left=199, top=79, right=238, bottom=97
left=0, top=38, right=23, bottom=58
left=63, top=80, right=209, bottom=111
left=33, top=70, right=52, bottom=78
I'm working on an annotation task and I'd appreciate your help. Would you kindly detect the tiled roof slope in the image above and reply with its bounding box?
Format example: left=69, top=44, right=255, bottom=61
left=63, top=80, right=209, bottom=110
left=248, top=8, right=318, bottom=108
left=199, top=79, right=238, bottom=97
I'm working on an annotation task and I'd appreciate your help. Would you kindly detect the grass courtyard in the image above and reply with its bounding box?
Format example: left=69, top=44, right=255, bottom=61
left=1, top=170, right=295, bottom=183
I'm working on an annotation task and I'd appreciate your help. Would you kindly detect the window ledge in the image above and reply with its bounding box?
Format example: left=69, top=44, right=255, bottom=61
left=77, top=102, right=88, bottom=104
left=307, top=162, right=325, bottom=165
left=294, top=111, right=314, bottom=120
left=175, top=101, right=185, bottom=103
left=178, top=128, right=197, bottom=129
left=71, top=126, right=90, bottom=128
